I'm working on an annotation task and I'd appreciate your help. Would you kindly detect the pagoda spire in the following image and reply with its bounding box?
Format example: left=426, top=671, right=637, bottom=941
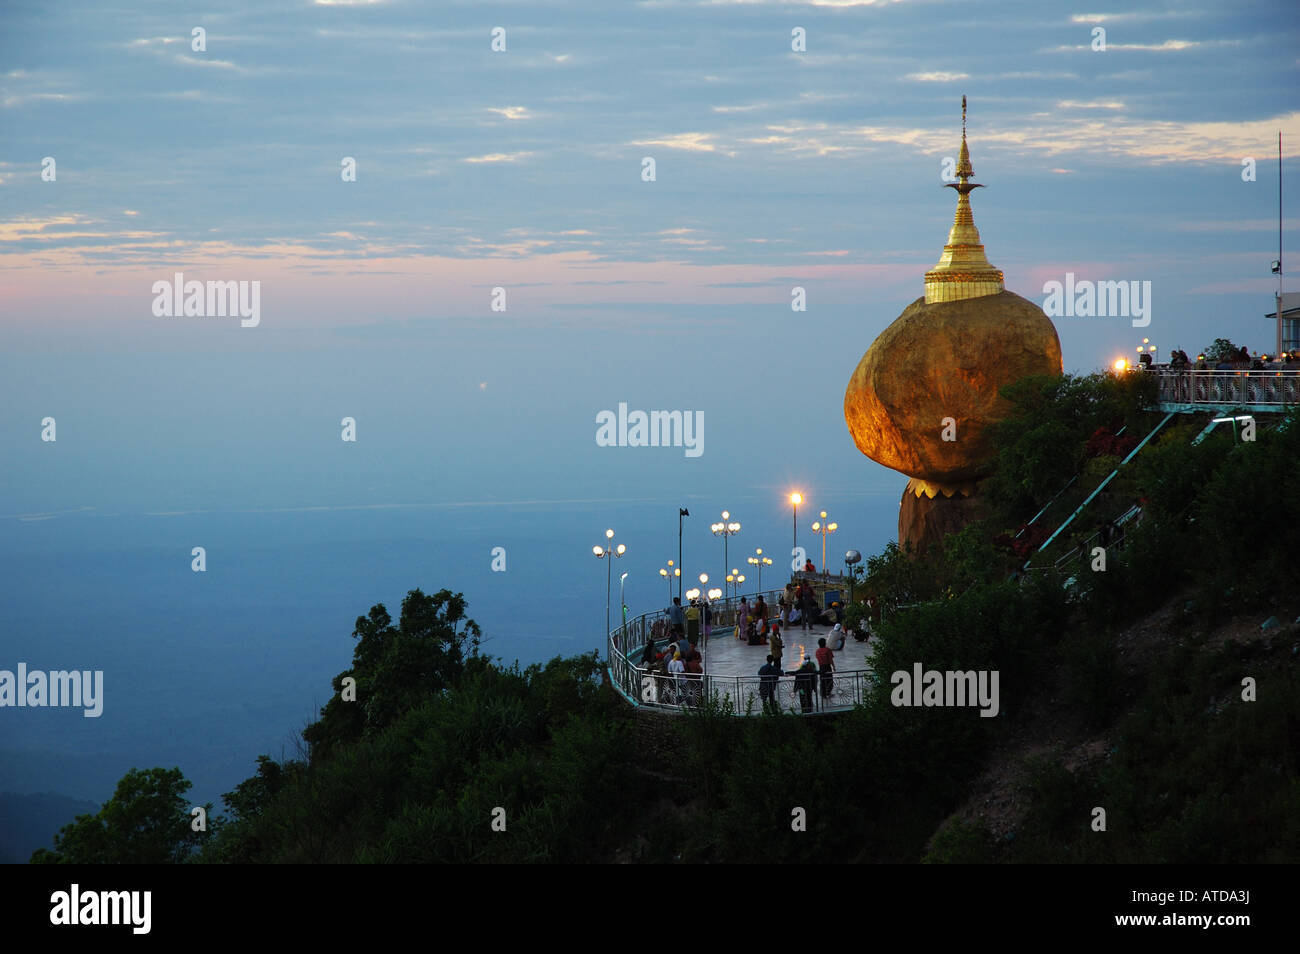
left=924, top=96, right=1005, bottom=304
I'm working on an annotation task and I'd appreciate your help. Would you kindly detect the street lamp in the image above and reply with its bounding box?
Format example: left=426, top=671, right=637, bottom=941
left=677, top=508, right=690, bottom=602
left=710, top=511, right=741, bottom=583
left=790, top=492, right=802, bottom=558
left=810, top=512, right=837, bottom=582
left=747, top=547, right=773, bottom=592
left=845, top=549, right=863, bottom=602
left=593, top=529, right=626, bottom=638
left=659, top=561, right=680, bottom=603
left=620, top=571, right=630, bottom=637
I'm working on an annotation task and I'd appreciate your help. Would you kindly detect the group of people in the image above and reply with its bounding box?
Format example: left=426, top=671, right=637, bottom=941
left=1165, top=346, right=1296, bottom=372
left=665, top=596, right=714, bottom=646
left=756, top=634, right=841, bottom=714
left=639, top=634, right=705, bottom=705
left=728, top=584, right=844, bottom=646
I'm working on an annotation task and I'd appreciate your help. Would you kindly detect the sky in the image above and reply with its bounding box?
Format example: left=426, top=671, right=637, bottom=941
left=2, top=0, right=1299, bottom=548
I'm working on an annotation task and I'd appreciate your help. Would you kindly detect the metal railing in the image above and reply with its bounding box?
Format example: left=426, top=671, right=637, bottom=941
left=607, top=592, right=878, bottom=716
left=1151, top=368, right=1300, bottom=407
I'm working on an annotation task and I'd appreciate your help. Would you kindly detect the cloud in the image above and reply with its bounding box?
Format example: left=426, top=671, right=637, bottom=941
left=905, top=71, right=970, bottom=82
left=703, top=0, right=903, bottom=6
left=1070, top=11, right=1201, bottom=24
left=1056, top=100, right=1126, bottom=109
left=1047, top=38, right=1211, bottom=52
left=462, top=152, right=533, bottom=163
left=629, top=132, right=716, bottom=152
left=487, top=106, right=531, bottom=120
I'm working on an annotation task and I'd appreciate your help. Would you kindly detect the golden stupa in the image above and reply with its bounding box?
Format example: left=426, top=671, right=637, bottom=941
left=844, top=98, right=1062, bottom=548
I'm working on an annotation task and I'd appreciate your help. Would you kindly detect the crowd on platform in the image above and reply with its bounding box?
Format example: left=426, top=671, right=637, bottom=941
left=639, top=580, right=863, bottom=713
left=1158, top=347, right=1299, bottom=371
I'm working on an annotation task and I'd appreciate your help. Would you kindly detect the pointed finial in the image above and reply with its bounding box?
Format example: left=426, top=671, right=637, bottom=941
left=924, top=94, right=1003, bottom=303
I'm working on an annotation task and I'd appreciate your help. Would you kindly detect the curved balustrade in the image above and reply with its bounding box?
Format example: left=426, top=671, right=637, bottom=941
left=607, top=592, right=877, bottom=716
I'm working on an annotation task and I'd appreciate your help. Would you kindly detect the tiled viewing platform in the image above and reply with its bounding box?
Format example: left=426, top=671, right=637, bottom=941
left=700, top=623, right=876, bottom=679
left=607, top=598, right=880, bottom=716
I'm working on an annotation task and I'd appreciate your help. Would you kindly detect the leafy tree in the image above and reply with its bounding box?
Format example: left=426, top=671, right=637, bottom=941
left=1202, top=337, right=1239, bottom=363
left=304, top=588, right=482, bottom=756
left=31, top=767, right=208, bottom=864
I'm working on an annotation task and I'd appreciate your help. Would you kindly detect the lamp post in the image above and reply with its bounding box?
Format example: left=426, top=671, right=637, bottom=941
left=711, top=511, right=741, bottom=583
left=790, top=492, right=802, bottom=560
left=593, top=528, right=626, bottom=638
left=810, top=512, right=837, bottom=583
left=747, top=548, right=773, bottom=592
left=683, top=574, right=708, bottom=646
left=620, top=571, right=630, bottom=638
left=659, top=561, right=680, bottom=604
left=845, top=549, right=862, bottom=602
left=706, top=586, right=722, bottom=644
left=678, top=508, right=689, bottom=602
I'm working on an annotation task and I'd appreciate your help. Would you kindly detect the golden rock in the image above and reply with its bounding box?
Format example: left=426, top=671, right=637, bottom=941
left=844, top=290, right=1063, bottom=485
left=844, top=97, right=1063, bottom=490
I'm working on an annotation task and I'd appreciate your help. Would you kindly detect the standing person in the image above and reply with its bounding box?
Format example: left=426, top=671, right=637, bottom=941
left=684, top=640, right=704, bottom=706
left=685, top=599, right=701, bottom=644
left=736, top=597, right=751, bottom=639
left=758, top=655, right=782, bottom=715
left=753, top=596, right=769, bottom=633
left=779, top=585, right=793, bottom=631
left=668, top=597, right=684, bottom=640
left=701, top=599, right=713, bottom=647
left=769, top=622, right=784, bottom=668
left=787, top=656, right=818, bottom=713
left=799, top=583, right=817, bottom=632
left=667, top=650, right=686, bottom=705
left=815, top=637, right=835, bottom=699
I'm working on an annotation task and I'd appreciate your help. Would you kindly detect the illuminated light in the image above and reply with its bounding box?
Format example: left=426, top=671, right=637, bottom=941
left=1113, top=358, right=1128, bottom=372
left=790, top=493, right=802, bottom=505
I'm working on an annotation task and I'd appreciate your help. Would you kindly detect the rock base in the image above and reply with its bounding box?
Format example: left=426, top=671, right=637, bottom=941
left=898, top=478, right=985, bottom=557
